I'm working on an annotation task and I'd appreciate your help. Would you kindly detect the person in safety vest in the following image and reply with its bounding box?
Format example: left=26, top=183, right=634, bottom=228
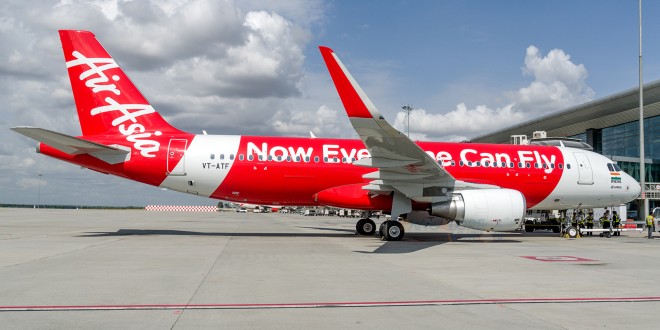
left=577, top=211, right=585, bottom=232
left=600, top=210, right=611, bottom=233
left=646, top=212, right=655, bottom=239
left=612, top=211, right=621, bottom=236
left=585, top=211, right=594, bottom=236
left=571, top=211, right=578, bottom=228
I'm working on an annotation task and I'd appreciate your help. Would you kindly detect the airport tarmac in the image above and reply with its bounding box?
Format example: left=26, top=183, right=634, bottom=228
left=1, top=208, right=659, bottom=329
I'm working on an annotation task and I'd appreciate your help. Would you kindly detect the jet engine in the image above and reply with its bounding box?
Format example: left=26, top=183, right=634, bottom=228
left=430, top=189, right=525, bottom=231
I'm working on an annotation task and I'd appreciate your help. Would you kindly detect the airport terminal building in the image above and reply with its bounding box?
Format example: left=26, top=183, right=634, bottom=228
left=471, top=80, right=660, bottom=215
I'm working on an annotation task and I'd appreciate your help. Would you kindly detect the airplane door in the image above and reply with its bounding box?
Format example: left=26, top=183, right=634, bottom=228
left=167, top=139, right=187, bottom=175
left=573, top=152, right=593, bottom=185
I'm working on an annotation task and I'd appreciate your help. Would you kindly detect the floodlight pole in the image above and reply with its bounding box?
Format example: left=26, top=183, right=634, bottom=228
left=402, top=105, right=413, bottom=137
left=639, top=0, right=648, bottom=217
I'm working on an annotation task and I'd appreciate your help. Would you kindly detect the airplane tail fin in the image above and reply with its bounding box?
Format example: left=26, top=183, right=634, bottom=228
left=59, top=30, right=182, bottom=136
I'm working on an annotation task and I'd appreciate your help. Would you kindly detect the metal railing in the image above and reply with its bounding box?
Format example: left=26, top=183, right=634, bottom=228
left=644, top=183, right=660, bottom=199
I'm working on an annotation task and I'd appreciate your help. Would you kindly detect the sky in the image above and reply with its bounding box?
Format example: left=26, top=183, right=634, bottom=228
left=2, top=0, right=660, bottom=207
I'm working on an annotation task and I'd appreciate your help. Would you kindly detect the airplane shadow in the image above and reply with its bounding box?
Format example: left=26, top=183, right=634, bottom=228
left=78, top=229, right=356, bottom=238
left=78, top=228, right=521, bottom=254
left=360, top=232, right=522, bottom=254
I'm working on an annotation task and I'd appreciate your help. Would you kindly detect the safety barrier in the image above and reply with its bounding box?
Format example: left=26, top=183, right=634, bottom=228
left=145, top=205, right=218, bottom=212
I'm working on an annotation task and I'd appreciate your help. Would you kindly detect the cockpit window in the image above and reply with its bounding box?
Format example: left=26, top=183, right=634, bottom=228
left=613, top=164, right=622, bottom=172
left=607, top=163, right=614, bottom=172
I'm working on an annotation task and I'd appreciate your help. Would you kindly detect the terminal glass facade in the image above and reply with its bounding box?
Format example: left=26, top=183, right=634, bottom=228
left=571, top=116, right=660, bottom=183
left=601, top=116, right=660, bottom=160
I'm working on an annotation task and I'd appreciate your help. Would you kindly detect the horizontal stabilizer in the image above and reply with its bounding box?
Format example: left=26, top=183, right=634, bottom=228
left=11, top=127, right=130, bottom=164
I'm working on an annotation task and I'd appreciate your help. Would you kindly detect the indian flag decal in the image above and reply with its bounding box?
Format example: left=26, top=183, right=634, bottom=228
left=610, top=172, right=621, bottom=183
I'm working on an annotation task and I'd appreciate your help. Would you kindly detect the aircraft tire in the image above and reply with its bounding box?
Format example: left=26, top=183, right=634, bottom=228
left=381, top=221, right=404, bottom=241
left=566, top=226, right=578, bottom=239
left=356, top=219, right=376, bottom=235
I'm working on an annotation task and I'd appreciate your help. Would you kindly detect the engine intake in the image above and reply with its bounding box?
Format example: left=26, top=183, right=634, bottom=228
left=430, top=189, right=525, bottom=231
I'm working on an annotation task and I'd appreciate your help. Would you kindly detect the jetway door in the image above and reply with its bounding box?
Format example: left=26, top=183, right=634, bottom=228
left=573, top=152, right=593, bottom=185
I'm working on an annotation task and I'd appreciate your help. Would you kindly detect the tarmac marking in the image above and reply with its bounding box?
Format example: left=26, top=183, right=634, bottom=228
left=520, top=256, right=596, bottom=262
left=2, top=296, right=660, bottom=311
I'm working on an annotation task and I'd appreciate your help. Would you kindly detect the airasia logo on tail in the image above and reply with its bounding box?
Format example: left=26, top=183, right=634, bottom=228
left=66, top=51, right=161, bottom=158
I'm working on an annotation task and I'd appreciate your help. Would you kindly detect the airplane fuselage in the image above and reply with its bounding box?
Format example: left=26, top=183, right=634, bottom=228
left=39, top=134, right=640, bottom=211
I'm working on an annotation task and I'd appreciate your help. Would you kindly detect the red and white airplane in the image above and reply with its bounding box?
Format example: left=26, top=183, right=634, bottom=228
left=12, top=30, right=641, bottom=240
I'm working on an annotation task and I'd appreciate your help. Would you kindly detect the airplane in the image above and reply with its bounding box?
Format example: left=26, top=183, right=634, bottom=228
left=12, top=30, right=641, bottom=241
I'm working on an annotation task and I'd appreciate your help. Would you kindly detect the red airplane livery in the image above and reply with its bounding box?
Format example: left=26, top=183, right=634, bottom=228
left=13, top=30, right=640, bottom=240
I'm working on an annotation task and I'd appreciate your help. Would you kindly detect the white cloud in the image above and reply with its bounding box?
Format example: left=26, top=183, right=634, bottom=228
left=394, top=104, right=524, bottom=142
left=17, top=177, right=45, bottom=190
left=272, top=105, right=348, bottom=137
left=0, top=0, right=325, bottom=205
left=514, top=45, right=594, bottom=115
left=393, top=45, right=594, bottom=141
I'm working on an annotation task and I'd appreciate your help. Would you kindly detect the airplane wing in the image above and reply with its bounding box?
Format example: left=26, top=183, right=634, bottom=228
left=319, top=46, right=497, bottom=202
left=11, top=127, right=130, bottom=164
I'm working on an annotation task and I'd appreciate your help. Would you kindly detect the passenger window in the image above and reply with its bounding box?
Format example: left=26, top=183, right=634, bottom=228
left=268, top=155, right=273, bottom=161
left=210, top=154, right=215, bottom=160
left=276, top=156, right=282, bottom=161
left=314, top=156, right=320, bottom=163
left=451, top=160, right=456, bottom=166
left=230, top=154, right=235, bottom=160
left=305, top=156, right=310, bottom=163
left=220, top=154, right=225, bottom=160
left=566, top=164, right=571, bottom=169
left=526, top=163, right=531, bottom=168
left=518, top=162, right=523, bottom=168
left=558, top=163, right=563, bottom=169
left=459, top=161, right=464, bottom=167
left=509, top=162, right=514, bottom=168
left=484, top=161, right=490, bottom=167
left=258, top=155, right=263, bottom=161
left=248, top=155, right=254, bottom=161
left=323, top=157, right=328, bottom=163
left=239, top=154, right=244, bottom=161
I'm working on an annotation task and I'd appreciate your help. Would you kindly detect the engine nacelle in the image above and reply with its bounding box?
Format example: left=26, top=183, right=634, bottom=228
left=430, top=189, right=525, bottom=231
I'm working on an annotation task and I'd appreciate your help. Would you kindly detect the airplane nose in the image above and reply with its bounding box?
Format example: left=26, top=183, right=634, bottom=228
left=627, top=175, right=641, bottom=199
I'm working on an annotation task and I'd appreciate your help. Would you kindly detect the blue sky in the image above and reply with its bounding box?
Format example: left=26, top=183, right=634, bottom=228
left=312, top=1, right=659, bottom=112
left=1, top=0, right=659, bottom=206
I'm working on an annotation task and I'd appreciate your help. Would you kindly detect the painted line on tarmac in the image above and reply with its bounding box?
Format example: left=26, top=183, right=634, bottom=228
left=2, top=296, right=660, bottom=311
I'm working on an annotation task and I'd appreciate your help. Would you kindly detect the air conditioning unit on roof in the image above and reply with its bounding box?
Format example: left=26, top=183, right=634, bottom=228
left=532, top=131, right=547, bottom=139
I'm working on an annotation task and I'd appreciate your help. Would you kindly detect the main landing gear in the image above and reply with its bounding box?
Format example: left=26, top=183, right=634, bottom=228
left=379, top=220, right=404, bottom=241
left=356, top=218, right=376, bottom=235
left=355, top=218, right=405, bottom=241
